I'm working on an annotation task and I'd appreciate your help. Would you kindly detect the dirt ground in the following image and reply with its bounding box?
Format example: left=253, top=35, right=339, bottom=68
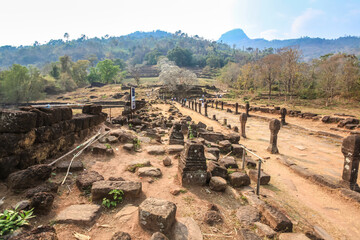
left=171, top=102, right=360, bottom=240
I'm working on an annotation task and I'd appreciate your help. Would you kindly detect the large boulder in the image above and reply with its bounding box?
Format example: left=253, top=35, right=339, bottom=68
left=248, top=170, right=271, bottom=185
left=219, top=156, right=238, bottom=169
left=209, top=177, right=227, bottom=192
left=7, top=164, right=52, bottom=190
left=229, top=172, right=250, bottom=187
left=0, top=109, right=36, bottom=133
left=139, top=198, right=177, bottom=234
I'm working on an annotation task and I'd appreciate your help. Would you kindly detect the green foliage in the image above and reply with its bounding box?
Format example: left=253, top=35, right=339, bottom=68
left=133, top=138, right=141, bottom=151
left=127, top=163, right=145, bottom=172
left=49, top=64, right=60, bottom=79
left=102, top=189, right=124, bottom=208
left=87, top=67, right=101, bottom=83
left=0, top=207, right=35, bottom=236
left=167, top=47, right=193, bottom=67
left=145, top=49, right=162, bottom=65
left=71, top=60, right=90, bottom=87
left=0, top=64, right=45, bottom=103
left=97, top=59, right=120, bottom=83
left=188, top=124, right=194, bottom=139
left=105, top=143, right=111, bottom=149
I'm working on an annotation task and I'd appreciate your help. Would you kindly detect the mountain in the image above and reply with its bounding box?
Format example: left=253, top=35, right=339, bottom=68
left=218, top=29, right=360, bottom=60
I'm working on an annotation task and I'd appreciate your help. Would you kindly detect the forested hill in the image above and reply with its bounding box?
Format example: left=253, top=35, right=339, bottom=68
left=219, top=29, right=360, bottom=61
left=0, top=30, right=252, bottom=70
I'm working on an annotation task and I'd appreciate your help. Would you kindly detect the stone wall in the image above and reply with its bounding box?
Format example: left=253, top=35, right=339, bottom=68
left=0, top=105, right=106, bottom=179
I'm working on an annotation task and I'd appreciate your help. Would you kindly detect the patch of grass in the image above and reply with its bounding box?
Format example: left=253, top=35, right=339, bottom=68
left=179, top=189, right=188, bottom=194
left=127, top=164, right=145, bottom=172
left=133, top=138, right=141, bottom=151
left=182, top=196, right=195, bottom=205
left=105, top=143, right=111, bottom=149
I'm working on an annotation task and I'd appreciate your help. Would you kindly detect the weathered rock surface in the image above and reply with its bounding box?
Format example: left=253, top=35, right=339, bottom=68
left=229, top=172, right=251, bottom=187
left=171, top=217, right=203, bottom=240
left=254, top=222, right=276, bottom=238
left=236, top=205, right=260, bottom=225
left=167, top=145, right=184, bottom=154
left=147, top=146, right=166, bottom=155
left=163, top=156, right=172, bottom=166
left=138, top=167, right=162, bottom=177
left=219, top=156, right=238, bottom=169
left=115, top=204, right=138, bottom=222
left=0, top=109, right=36, bottom=133
left=207, top=161, right=227, bottom=179
left=204, top=210, right=223, bottom=226
left=30, top=192, right=55, bottom=214
left=76, top=171, right=104, bottom=190
left=279, top=233, right=311, bottom=240
left=248, top=170, right=271, bottom=185
left=127, top=159, right=151, bottom=172
left=56, top=160, right=83, bottom=172
left=139, top=198, right=177, bottom=234
left=7, top=226, right=57, bottom=240
left=150, top=232, right=169, bottom=240
left=91, top=181, right=142, bottom=201
left=259, top=203, right=293, bottom=232
left=7, top=164, right=52, bottom=190
left=238, top=229, right=261, bottom=240
left=111, top=231, right=132, bottom=240
left=209, top=177, right=227, bottom=192
left=25, top=182, right=58, bottom=198
left=55, top=204, right=101, bottom=226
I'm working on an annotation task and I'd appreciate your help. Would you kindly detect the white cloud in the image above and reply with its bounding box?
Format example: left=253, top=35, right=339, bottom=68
left=260, top=29, right=279, bottom=40
left=291, top=8, right=324, bottom=36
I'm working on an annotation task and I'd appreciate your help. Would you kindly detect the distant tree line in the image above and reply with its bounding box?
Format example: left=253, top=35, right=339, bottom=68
left=218, top=48, right=360, bottom=105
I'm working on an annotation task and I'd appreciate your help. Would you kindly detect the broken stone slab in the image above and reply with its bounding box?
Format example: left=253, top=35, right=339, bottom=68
left=76, top=171, right=104, bottom=190
left=167, top=145, right=184, bottom=154
left=115, top=204, right=138, bottom=222
left=231, top=144, right=244, bottom=157
left=198, top=132, right=224, bottom=143
left=254, top=222, right=276, bottom=239
left=91, top=181, right=142, bottom=201
left=25, top=182, right=58, bottom=198
left=55, top=204, right=101, bottom=226
left=259, top=203, right=293, bottom=232
left=138, top=167, right=162, bottom=177
left=123, top=143, right=134, bottom=151
left=56, top=160, right=83, bottom=172
left=238, top=229, right=262, bottom=240
left=236, top=205, right=260, bottom=225
left=248, top=170, right=271, bottom=185
left=219, top=156, right=239, bottom=169
left=127, top=159, right=151, bottom=172
left=224, top=133, right=240, bottom=144
left=312, top=225, right=334, bottom=240
left=207, top=161, right=227, bottom=179
left=139, top=197, right=177, bottom=234
left=147, top=145, right=166, bottom=155
left=7, top=164, right=52, bottom=190
left=229, top=172, right=250, bottom=187
left=205, top=152, right=217, bottom=161
left=279, top=233, right=311, bottom=240
left=218, top=140, right=232, bottom=153
left=206, top=147, right=220, bottom=159
left=209, top=176, right=227, bottom=192
left=171, top=217, right=203, bottom=240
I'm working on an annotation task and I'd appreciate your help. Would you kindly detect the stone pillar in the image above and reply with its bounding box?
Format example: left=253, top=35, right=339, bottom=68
left=221, top=101, right=224, bottom=110
left=267, top=119, right=281, bottom=154
left=341, top=135, right=360, bottom=190
left=198, top=103, right=202, bottom=114
left=188, top=101, right=191, bottom=108
left=216, top=101, right=218, bottom=109
left=178, top=140, right=207, bottom=186
left=223, top=118, right=227, bottom=126
left=211, top=101, right=214, bottom=108
left=240, top=113, right=247, bottom=138
left=235, top=103, right=239, bottom=115
left=204, top=103, right=208, bottom=117
left=245, top=103, right=250, bottom=116
left=169, top=122, right=185, bottom=145
left=213, top=115, right=216, bottom=121
left=280, top=108, right=287, bottom=126
left=192, top=101, right=194, bottom=110
left=195, top=101, right=197, bottom=112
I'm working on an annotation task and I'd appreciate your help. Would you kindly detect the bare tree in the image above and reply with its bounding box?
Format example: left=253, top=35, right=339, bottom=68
left=257, top=54, right=282, bottom=100
left=279, top=47, right=301, bottom=101
left=127, top=65, right=142, bottom=85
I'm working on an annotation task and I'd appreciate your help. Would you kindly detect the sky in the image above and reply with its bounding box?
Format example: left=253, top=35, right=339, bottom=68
left=0, top=0, right=359, bottom=46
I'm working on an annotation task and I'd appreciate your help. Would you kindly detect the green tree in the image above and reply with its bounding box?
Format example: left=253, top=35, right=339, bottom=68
left=59, top=55, right=72, bottom=74
left=87, top=67, right=101, bottom=83
left=0, top=64, right=45, bottom=103
left=49, top=64, right=60, bottom=79
left=145, top=49, right=162, bottom=65
left=97, top=59, right=120, bottom=83
left=72, top=60, right=90, bottom=87
left=167, top=47, right=193, bottom=67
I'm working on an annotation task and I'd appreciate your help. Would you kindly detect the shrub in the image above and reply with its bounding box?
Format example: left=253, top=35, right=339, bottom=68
left=0, top=208, right=35, bottom=236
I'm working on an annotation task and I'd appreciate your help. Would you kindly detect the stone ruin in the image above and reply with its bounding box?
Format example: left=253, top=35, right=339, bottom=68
left=240, top=113, right=247, bottom=138
left=341, top=135, right=360, bottom=191
left=169, top=122, right=184, bottom=145
left=178, top=140, right=207, bottom=186
left=267, top=119, right=281, bottom=154
left=0, top=105, right=106, bottom=179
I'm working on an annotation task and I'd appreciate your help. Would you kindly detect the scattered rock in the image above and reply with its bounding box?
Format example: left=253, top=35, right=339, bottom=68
left=206, top=147, right=220, bottom=159
left=248, top=170, right=271, bottom=185
left=30, top=192, right=54, bottom=214
left=150, top=232, right=169, bottom=240
left=13, top=200, right=31, bottom=211
left=229, top=172, right=251, bottom=187
left=123, top=143, right=134, bottom=151
left=254, top=222, right=276, bottom=238
left=238, top=229, right=262, bottom=240
left=108, top=176, right=125, bottom=181
left=163, top=156, right=172, bottom=166
left=219, top=156, right=238, bottom=169
left=171, top=217, right=203, bottom=240
left=205, top=152, right=217, bottom=161
left=167, top=145, right=184, bottom=154
left=55, top=204, right=101, bottom=226
left=91, top=181, right=142, bottom=201
left=76, top=171, right=104, bottom=190
left=138, top=167, right=162, bottom=177
left=111, top=231, right=131, bottom=240
left=209, top=176, right=227, bottom=192
left=204, top=210, right=223, bottom=226
left=236, top=205, right=260, bottom=225
left=218, top=140, right=232, bottom=152
left=259, top=203, right=293, bottom=232
left=56, top=160, right=83, bottom=172
left=25, top=182, right=58, bottom=198
left=7, top=164, right=52, bottom=190
left=139, top=198, right=177, bottom=233
left=147, top=146, right=166, bottom=155
left=127, top=159, right=151, bottom=172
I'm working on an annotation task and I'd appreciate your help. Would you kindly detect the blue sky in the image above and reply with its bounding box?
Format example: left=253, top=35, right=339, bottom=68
left=0, top=0, right=359, bottom=46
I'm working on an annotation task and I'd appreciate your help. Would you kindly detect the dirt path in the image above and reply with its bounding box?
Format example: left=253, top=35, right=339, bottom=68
left=172, top=102, right=360, bottom=240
